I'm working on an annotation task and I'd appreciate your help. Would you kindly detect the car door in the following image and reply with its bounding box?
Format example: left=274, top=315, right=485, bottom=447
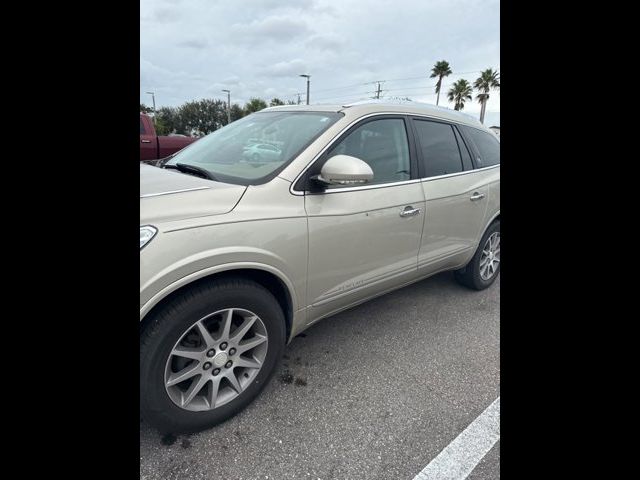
left=410, top=117, right=489, bottom=275
left=140, top=116, right=157, bottom=161
left=302, top=116, right=425, bottom=325
left=458, top=124, right=501, bottom=230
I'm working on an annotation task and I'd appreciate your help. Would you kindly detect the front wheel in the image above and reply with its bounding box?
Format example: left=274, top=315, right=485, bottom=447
left=455, top=220, right=500, bottom=290
left=140, top=278, right=286, bottom=433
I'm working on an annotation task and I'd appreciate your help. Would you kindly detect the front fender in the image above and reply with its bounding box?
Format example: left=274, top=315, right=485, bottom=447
left=140, top=256, right=300, bottom=321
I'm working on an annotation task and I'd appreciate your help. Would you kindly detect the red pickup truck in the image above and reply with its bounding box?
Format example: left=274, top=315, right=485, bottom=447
left=140, top=113, right=197, bottom=161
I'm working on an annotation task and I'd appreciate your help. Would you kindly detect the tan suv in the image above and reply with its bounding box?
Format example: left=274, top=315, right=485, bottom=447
left=140, top=101, right=500, bottom=433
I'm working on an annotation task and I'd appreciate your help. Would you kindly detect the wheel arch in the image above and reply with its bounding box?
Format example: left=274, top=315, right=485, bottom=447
left=482, top=210, right=500, bottom=235
left=140, top=265, right=296, bottom=342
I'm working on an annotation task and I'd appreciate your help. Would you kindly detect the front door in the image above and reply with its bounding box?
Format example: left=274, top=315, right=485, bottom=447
left=304, top=116, right=425, bottom=324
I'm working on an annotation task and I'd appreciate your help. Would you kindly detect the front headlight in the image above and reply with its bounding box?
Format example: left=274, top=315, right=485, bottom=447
left=140, top=226, right=157, bottom=250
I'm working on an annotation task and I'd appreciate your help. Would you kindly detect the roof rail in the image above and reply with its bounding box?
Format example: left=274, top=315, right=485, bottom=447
left=341, top=99, right=481, bottom=124
left=342, top=98, right=417, bottom=108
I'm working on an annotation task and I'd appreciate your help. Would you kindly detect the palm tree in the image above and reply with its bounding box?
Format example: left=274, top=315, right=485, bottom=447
left=430, top=60, right=452, bottom=106
left=474, top=68, right=500, bottom=123
left=447, top=79, right=473, bottom=111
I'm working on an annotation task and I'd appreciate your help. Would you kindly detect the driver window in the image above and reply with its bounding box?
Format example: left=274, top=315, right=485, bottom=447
left=326, top=118, right=410, bottom=186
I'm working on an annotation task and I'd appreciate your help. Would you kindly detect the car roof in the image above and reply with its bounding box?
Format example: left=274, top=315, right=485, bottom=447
left=262, top=100, right=484, bottom=129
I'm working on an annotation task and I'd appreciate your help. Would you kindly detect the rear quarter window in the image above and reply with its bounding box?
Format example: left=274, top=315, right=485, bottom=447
left=462, top=126, right=500, bottom=167
left=140, top=118, right=146, bottom=135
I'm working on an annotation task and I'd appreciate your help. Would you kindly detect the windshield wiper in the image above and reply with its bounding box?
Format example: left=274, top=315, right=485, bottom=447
left=164, top=163, right=218, bottom=181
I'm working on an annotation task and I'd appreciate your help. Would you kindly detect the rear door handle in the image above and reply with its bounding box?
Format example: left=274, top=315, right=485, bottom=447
left=141, top=139, right=151, bottom=143
left=470, top=192, right=485, bottom=201
left=400, top=206, right=421, bottom=217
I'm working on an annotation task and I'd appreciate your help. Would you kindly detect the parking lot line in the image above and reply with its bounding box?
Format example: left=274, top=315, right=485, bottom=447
left=413, top=396, right=500, bottom=480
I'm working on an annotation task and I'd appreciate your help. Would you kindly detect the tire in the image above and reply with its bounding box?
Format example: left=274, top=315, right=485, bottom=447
left=455, top=220, right=501, bottom=290
left=140, top=277, right=286, bottom=434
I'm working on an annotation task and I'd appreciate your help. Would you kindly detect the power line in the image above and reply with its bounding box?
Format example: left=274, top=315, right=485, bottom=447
left=287, top=70, right=487, bottom=99
left=282, top=68, right=498, bottom=103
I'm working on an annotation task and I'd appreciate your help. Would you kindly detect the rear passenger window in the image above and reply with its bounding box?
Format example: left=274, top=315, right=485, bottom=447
left=140, top=118, right=146, bottom=135
left=326, top=118, right=410, bottom=185
left=463, top=127, right=500, bottom=167
left=453, top=127, right=473, bottom=171
left=413, top=120, right=463, bottom=177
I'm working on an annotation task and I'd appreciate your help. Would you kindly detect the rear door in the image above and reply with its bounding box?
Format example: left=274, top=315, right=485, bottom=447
left=140, top=116, right=157, bottom=161
left=410, top=117, right=489, bottom=274
left=458, top=125, right=501, bottom=230
left=302, top=115, right=425, bottom=324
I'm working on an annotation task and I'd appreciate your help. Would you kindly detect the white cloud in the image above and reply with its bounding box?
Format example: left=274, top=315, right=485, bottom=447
left=261, top=59, right=308, bottom=78
left=231, top=16, right=312, bottom=43
left=140, top=0, right=500, bottom=117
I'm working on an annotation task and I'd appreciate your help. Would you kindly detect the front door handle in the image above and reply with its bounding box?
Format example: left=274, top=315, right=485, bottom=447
left=470, top=192, right=485, bottom=201
left=400, top=206, right=421, bottom=217
left=141, top=139, right=151, bottom=144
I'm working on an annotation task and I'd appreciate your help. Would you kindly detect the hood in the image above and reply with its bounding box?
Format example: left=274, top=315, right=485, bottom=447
left=140, top=163, right=246, bottom=225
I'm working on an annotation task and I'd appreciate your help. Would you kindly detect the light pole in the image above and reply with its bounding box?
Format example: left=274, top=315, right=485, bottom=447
left=145, top=91, right=156, bottom=124
left=299, top=74, right=310, bottom=105
left=222, top=89, right=231, bottom=124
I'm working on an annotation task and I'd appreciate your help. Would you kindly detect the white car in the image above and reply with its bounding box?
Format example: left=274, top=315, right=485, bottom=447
left=140, top=101, right=500, bottom=433
left=242, top=143, right=282, bottom=163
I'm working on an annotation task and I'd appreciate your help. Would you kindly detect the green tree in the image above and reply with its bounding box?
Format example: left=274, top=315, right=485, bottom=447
left=244, top=98, right=268, bottom=115
left=447, top=79, right=473, bottom=111
left=140, top=103, right=153, bottom=113
left=230, top=103, right=245, bottom=122
left=286, top=99, right=297, bottom=105
left=473, top=68, right=500, bottom=124
left=178, top=99, right=228, bottom=135
left=269, top=98, right=285, bottom=107
left=429, top=60, right=452, bottom=106
left=154, top=106, right=180, bottom=135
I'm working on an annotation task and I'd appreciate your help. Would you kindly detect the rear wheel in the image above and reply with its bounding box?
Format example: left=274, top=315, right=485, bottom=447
left=455, top=220, right=500, bottom=290
left=140, top=278, right=285, bottom=433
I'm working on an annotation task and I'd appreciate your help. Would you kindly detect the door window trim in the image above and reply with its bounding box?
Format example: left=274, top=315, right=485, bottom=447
left=452, top=124, right=475, bottom=171
left=290, top=112, right=498, bottom=195
left=420, top=163, right=499, bottom=183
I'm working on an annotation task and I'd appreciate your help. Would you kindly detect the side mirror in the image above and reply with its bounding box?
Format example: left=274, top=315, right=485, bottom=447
left=314, top=155, right=374, bottom=186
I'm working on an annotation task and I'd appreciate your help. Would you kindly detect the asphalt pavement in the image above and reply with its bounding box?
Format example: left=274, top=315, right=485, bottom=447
left=140, top=271, right=500, bottom=480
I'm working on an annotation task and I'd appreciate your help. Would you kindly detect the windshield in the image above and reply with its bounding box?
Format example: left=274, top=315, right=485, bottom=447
left=165, top=111, right=343, bottom=185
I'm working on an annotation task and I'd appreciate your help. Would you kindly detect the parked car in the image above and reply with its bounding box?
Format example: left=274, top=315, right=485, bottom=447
left=140, top=101, right=500, bottom=433
left=140, top=113, right=197, bottom=161
left=242, top=143, right=282, bottom=164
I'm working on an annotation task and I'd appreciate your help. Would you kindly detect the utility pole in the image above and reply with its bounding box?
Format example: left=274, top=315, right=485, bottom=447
left=146, top=91, right=156, bottom=124
left=299, top=74, right=311, bottom=105
left=297, top=94, right=301, bottom=105
left=222, top=89, right=231, bottom=124
left=375, top=82, right=382, bottom=99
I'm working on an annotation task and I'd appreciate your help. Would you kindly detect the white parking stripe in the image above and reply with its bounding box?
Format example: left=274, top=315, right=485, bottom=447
left=413, top=397, right=500, bottom=480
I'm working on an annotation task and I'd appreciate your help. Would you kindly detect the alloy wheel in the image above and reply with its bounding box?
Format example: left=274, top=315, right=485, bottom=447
left=164, top=308, right=268, bottom=412
left=479, top=232, right=500, bottom=281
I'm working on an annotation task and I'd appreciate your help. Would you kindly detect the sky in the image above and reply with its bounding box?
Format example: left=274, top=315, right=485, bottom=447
left=140, top=0, right=500, bottom=126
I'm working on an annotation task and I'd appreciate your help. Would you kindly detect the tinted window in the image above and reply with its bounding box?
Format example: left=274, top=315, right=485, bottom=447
left=326, top=118, right=410, bottom=186
left=454, top=127, right=473, bottom=171
left=463, top=127, right=500, bottom=167
left=413, top=120, right=463, bottom=177
left=140, top=118, right=146, bottom=135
